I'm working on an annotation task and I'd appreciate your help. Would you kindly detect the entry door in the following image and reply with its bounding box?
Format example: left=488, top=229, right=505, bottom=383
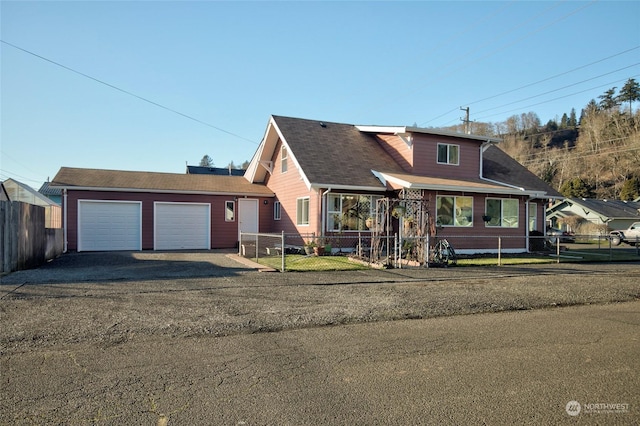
left=238, top=199, right=259, bottom=240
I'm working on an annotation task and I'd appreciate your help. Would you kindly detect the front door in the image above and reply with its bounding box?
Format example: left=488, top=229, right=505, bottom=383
left=238, top=198, right=259, bottom=241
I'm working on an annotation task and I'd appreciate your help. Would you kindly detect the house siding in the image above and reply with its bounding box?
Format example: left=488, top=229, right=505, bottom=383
left=412, top=134, right=481, bottom=179
left=426, top=191, right=532, bottom=251
left=64, top=190, right=272, bottom=250
left=264, top=139, right=320, bottom=237
left=376, top=134, right=413, bottom=172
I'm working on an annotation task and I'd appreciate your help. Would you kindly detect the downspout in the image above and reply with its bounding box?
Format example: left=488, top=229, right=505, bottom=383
left=321, top=188, right=332, bottom=238
left=63, top=188, right=68, bottom=253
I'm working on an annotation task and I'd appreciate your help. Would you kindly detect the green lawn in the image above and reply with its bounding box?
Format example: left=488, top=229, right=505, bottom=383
left=256, top=248, right=639, bottom=271
left=257, top=254, right=370, bottom=272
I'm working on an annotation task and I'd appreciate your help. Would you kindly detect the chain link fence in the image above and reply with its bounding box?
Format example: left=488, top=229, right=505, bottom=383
left=238, top=232, right=639, bottom=272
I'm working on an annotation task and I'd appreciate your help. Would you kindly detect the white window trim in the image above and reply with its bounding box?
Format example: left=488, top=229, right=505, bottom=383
left=225, top=200, right=235, bottom=222
left=436, top=195, right=473, bottom=227
left=274, top=201, right=281, bottom=221
left=437, top=143, right=460, bottom=166
left=297, top=197, right=309, bottom=226
left=281, top=145, right=288, bottom=174
left=327, top=193, right=378, bottom=232
left=485, top=198, right=519, bottom=228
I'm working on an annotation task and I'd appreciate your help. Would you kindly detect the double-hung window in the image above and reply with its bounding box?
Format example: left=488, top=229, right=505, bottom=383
left=437, top=143, right=459, bottom=165
left=436, top=196, right=473, bottom=227
left=296, top=197, right=309, bottom=226
left=281, top=146, right=288, bottom=173
left=327, top=194, right=377, bottom=231
left=274, top=201, right=281, bottom=221
left=485, top=198, right=519, bottom=227
left=528, top=202, right=537, bottom=231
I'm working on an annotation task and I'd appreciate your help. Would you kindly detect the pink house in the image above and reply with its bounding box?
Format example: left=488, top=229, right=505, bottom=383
left=245, top=115, right=561, bottom=253
left=52, top=115, right=560, bottom=253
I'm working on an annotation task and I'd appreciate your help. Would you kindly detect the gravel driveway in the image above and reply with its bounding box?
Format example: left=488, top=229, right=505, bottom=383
left=1, top=252, right=639, bottom=424
left=1, top=251, right=639, bottom=350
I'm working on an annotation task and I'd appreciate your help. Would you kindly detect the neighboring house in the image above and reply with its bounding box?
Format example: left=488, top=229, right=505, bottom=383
left=52, top=115, right=562, bottom=253
left=244, top=115, right=561, bottom=253
left=546, top=198, right=640, bottom=231
left=186, top=165, right=245, bottom=176
left=1, top=178, right=62, bottom=228
left=51, top=168, right=273, bottom=251
left=39, top=180, right=62, bottom=204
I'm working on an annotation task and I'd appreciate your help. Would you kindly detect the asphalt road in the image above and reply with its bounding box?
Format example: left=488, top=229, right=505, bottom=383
left=2, top=301, right=638, bottom=425
left=1, top=251, right=639, bottom=424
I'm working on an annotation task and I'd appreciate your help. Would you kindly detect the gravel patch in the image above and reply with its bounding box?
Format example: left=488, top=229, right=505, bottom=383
left=1, top=252, right=638, bottom=353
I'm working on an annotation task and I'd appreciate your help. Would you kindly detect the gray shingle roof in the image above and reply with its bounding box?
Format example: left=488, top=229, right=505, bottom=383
left=482, top=145, right=562, bottom=197
left=568, top=198, right=640, bottom=220
left=272, top=115, right=405, bottom=189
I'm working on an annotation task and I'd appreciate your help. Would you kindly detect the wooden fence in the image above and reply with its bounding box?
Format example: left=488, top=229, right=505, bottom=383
left=1, top=200, right=63, bottom=274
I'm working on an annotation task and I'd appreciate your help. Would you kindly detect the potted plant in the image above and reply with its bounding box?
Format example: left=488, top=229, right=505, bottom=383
left=304, top=240, right=316, bottom=255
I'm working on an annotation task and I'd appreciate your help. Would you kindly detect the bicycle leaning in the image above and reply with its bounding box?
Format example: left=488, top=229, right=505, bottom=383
left=431, top=238, right=457, bottom=267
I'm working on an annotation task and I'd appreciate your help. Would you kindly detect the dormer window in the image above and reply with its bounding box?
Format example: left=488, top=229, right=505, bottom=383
left=437, top=143, right=459, bottom=165
left=281, top=146, right=288, bottom=173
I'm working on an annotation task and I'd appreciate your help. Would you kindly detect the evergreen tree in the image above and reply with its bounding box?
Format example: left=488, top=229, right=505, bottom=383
left=620, top=177, right=640, bottom=201
left=199, top=155, right=214, bottom=167
left=560, top=113, right=568, bottom=129
left=617, top=78, right=640, bottom=113
left=560, top=178, right=594, bottom=198
left=598, top=87, right=619, bottom=111
left=568, top=108, right=577, bottom=127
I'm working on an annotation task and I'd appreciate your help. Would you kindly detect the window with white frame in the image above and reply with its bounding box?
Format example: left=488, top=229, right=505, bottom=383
left=225, top=201, right=235, bottom=222
left=485, top=198, right=519, bottom=227
left=436, top=196, right=473, bottom=227
left=437, top=143, right=459, bottom=165
left=296, top=197, right=309, bottom=225
left=528, top=202, right=537, bottom=231
left=327, top=194, right=378, bottom=231
left=274, top=201, right=281, bottom=221
left=281, top=145, right=288, bottom=173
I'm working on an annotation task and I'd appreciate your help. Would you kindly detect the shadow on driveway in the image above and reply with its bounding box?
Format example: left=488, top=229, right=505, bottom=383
left=0, top=250, right=258, bottom=286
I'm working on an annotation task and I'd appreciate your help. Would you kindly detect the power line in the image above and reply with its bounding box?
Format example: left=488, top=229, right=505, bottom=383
left=418, top=1, right=597, bottom=126
left=473, top=65, right=640, bottom=116
left=466, top=45, right=640, bottom=108
left=0, top=40, right=259, bottom=145
left=474, top=74, right=640, bottom=121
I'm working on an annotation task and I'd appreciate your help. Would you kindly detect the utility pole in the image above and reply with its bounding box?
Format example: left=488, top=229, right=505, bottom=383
left=460, top=106, right=471, bottom=134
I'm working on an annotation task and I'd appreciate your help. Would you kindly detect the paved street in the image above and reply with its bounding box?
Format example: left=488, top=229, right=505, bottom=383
left=1, top=252, right=639, bottom=424
left=2, top=300, right=638, bottom=424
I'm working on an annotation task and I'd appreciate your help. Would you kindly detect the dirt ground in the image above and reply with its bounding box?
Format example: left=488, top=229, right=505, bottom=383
left=1, top=252, right=639, bottom=423
left=1, top=251, right=639, bottom=350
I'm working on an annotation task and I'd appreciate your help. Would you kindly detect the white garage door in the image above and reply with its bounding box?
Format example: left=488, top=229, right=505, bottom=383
left=78, top=200, right=142, bottom=252
left=154, top=202, right=210, bottom=250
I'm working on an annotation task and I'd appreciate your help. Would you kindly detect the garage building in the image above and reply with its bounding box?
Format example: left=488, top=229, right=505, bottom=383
left=52, top=167, right=274, bottom=252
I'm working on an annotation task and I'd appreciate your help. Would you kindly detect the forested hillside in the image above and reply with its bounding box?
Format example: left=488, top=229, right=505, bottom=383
left=439, top=78, right=640, bottom=200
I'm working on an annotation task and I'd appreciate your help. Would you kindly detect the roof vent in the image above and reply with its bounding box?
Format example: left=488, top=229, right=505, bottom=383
left=319, top=122, right=326, bottom=128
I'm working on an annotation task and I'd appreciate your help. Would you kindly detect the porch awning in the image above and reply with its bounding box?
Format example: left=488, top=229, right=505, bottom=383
left=373, top=171, right=546, bottom=196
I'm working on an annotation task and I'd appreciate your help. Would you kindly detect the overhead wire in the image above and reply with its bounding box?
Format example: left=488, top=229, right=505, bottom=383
left=418, top=0, right=598, bottom=126
left=0, top=40, right=260, bottom=146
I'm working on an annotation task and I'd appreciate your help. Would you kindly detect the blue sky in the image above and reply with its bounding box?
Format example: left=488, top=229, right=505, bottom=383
left=2, top=1, right=639, bottom=189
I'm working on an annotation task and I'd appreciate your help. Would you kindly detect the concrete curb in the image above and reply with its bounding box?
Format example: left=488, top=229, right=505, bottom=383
left=225, top=253, right=277, bottom=272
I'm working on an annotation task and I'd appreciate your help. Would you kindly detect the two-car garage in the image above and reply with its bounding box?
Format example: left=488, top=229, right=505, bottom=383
left=53, top=167, right=274, bottom=252
left=78, top=200, right=211, bottom=252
